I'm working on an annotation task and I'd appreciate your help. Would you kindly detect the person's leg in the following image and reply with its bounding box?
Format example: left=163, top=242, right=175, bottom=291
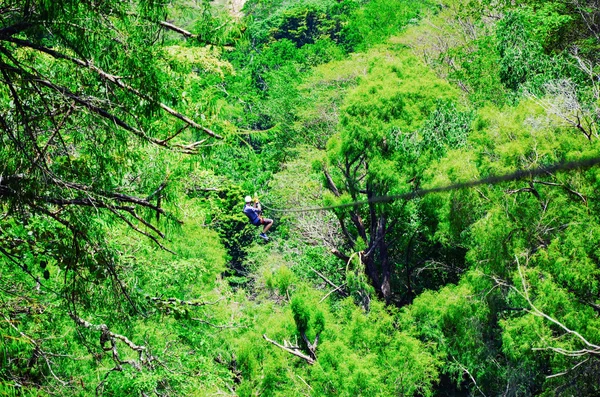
left=262, top=218, right=273, bottom=233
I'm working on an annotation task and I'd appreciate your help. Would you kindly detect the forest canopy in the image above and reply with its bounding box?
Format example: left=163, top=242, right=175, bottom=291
left=2, top=0, right=600, bottom=396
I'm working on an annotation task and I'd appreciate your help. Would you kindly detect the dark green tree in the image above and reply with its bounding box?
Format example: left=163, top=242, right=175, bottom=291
left=322, top=51, right=462, bottom=303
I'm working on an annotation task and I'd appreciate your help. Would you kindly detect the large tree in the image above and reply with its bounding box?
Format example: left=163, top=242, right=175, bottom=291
left=0, top=0, right=224, bottom=290
left=0, top=0, right=231, bottom=391
left=322, top=50, right=465, bottom=304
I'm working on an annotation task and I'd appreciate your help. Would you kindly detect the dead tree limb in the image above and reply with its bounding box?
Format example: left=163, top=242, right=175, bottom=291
left=320, top=283, right=348, bottom=303
left=310, top=267, right=348, bottom=297
left=147, top=296, right=224, bottom=307
left=159, top=21, right=197, bottom=39
left=70, top=314, right=155, bottom=371
left=262, top=334, right=315, bottom=365
left=330, top=248, right=350, bottom=263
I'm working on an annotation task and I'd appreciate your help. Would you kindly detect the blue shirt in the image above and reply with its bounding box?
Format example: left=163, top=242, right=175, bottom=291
left=243, top=204, right=261, bottom=225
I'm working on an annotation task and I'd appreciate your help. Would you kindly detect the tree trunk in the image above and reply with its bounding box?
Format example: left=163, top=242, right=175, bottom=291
left=377, top=217, right=392, bottom=303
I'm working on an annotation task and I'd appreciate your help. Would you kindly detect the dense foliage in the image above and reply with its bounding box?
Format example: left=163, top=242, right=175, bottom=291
left=2, top=0, right=600, bottom=395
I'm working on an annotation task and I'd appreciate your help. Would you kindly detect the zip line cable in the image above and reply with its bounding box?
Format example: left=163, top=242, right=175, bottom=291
left=261, top=156, right=600, bottom=213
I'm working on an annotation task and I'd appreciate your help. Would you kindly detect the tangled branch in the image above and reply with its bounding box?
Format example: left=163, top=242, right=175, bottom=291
left=492, top=257, right=600, bottom=379
left=70, top=314, right=155, bottom=371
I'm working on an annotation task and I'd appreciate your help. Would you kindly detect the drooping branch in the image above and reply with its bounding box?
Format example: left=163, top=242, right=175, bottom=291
left=34, top=101, right=76, bottom=165
left=105, top=206, right=174, bottom=254
left=53, top=179, right=170, bottom=213
left=1, top=312, right=68, bottom=386
left=492, top=257, right=600, bottom=372
left=1, top=173, right=177, bottom=256
left=156, top=17, right=233, bottom=47
left=1, top=174, right=173, bottom=221
left=3, top=36, right=223, bottom=142
left=26, top=73, right=173, bottom=148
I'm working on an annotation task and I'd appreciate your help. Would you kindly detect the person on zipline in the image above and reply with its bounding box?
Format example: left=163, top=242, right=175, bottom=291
left=243, top=195, right=273, bottom=241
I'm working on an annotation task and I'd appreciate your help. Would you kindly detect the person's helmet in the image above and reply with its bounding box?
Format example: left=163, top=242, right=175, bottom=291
left=244, top=195, right=252, bottom=203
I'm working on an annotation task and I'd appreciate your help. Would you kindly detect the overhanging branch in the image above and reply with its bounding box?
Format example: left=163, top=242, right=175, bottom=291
left=3, top=36, right=223, bottom=141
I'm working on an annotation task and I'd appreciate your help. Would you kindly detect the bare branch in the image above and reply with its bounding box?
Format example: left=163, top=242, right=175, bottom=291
left=263, top=334, right=315, bottom=365
left=320, top=283, right=348, bottom=303
left=148, top=296, right=225, bottom=307
left=515, top=260, right=600, bottom=353
left=545, top=358, right=590, bottom=379
left=330, top=247, right=350, bottom=263
left=310, top=267, right=348, bottom=297
left=452, top=357, right=486, bottom=397
left=70, top=314, right=155, bottom=370
left=106, top=206, right=174, bottom=254
left=491, top=257, right=600, bottom=374
left=527, top=79, right=598, bottom=140
left=159, top=21, right=198, bottom=38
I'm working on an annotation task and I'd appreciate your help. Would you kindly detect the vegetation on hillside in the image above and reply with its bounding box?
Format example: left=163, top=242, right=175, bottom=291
left=2, top=0, right=600, bottom=395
